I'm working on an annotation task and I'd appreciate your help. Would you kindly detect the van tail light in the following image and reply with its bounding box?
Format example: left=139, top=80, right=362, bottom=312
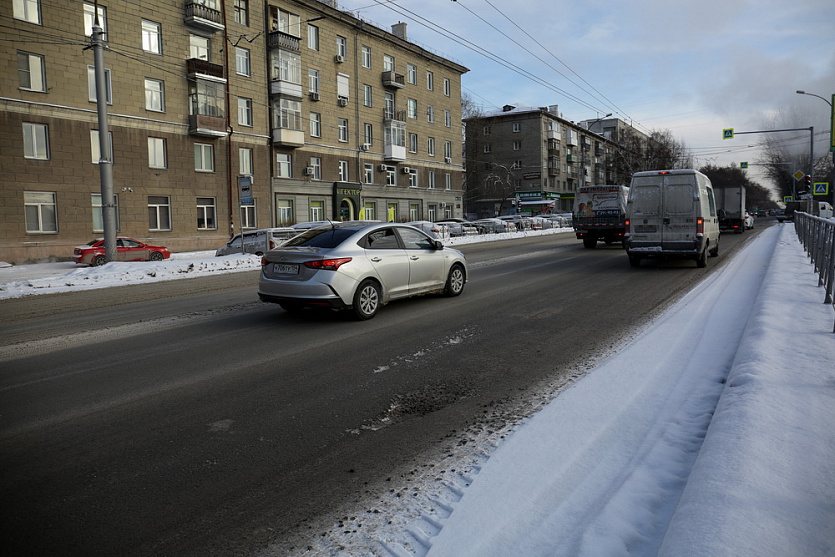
left=304, top=257, right=352, bottom=271
left=696, top=217, right=704, bottom=234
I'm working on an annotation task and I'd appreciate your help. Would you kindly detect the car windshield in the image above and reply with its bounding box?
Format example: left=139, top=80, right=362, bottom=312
left=282, top=226, right=360, bottom=248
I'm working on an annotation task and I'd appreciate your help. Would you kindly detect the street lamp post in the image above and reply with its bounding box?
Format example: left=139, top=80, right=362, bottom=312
left=796, top=90, right=834, bottom=206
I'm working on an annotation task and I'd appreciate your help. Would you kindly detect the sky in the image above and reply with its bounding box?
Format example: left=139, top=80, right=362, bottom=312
left=337, top=0, right=835, bottom=192
left=2, top=221, right=834, bottom=555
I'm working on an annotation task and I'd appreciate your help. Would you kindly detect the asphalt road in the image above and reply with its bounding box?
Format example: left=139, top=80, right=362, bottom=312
left=0, top=226, right=767, bottom=556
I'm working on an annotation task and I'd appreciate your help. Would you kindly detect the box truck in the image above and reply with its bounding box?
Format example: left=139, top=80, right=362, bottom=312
left=714, top=185, right=747, bottom=233
left=572, top=185, right=630, bottom=248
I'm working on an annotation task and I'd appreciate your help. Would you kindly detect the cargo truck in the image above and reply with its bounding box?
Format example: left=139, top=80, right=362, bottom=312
left=572, top=185, right=629, bottom=248
left=714, top=185, right=747, bottom=233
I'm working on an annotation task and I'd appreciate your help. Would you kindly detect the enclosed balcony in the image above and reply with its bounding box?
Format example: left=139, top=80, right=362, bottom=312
left=189, top=114, right=227, bottom=137
left=184, top=1, right=224, bottom=32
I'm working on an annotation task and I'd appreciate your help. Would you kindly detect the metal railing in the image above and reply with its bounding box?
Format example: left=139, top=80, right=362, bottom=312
left=793, top=212, right=835, bottom=332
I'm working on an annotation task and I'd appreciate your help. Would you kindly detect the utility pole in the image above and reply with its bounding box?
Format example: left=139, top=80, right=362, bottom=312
left=90, top=3, right=117, bottom=263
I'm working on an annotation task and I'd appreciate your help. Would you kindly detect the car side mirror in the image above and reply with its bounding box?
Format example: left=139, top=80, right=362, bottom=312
left=433, top=240, right=444, bottom=250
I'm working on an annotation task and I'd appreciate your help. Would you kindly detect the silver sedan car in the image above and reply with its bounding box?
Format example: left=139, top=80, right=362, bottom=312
left=258, top=222, right=468, bottom=319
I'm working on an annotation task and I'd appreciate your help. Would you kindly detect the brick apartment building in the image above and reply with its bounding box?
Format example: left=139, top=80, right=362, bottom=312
left=1, top=0, right=468, bottom=263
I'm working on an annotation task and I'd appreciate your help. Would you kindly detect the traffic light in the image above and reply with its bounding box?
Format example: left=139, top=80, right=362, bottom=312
left=805, top=175, right=812, bottom=187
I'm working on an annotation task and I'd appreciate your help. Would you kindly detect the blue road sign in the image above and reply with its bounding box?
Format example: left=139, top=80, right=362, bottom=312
left=813, top=182, right=829, bottom=196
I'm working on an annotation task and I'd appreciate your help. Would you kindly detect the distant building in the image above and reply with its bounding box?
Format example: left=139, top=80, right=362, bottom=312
left=0, top=0, right=467, bottom=263
left=464, top=105, right=647, bottom=217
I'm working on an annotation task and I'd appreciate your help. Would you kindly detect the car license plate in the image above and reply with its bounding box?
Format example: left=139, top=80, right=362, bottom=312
left=273, top=263, right=299, bottom=275
left=635, top=225, right=657, bottom=233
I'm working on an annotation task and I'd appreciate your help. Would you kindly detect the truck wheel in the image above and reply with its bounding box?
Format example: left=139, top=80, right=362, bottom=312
left=696, top=250, right=707, bottom=268
left=628, top=254, right=641, bottom=267
left=583, top=236, right=596, bottom=249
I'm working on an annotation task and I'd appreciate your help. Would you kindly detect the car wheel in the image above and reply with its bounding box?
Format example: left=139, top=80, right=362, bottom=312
left=444, top=264, right=465, bottom=297
left=150, top=251, right=164, bottom=261
left=93, top=255, right=106, bottom=266
left=352, top=279, right=381, bottom=320
left=696, top=249, right=707, bottom=268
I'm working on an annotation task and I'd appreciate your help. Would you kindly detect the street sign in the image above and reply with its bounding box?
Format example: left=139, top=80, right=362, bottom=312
left=794, top=171, right=805, bottom=180
left=784, top=196, right=794, bottom=203
left=723, top=128, right=734, bottom=139
left=813, top=182, right=829, bottom=196
left=740, top=161, right=748, bottom=169
left=239, top=176, right=253, bottom=205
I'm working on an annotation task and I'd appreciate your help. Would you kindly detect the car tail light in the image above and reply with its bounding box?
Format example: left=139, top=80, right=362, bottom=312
left=696, top=217, right=704, bottom=234
left=304, top=257, right=352, bottom=271
left=261, top=256, right=269, bottom=266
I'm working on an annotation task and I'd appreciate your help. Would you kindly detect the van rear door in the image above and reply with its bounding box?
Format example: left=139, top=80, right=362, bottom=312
left=629, top=176, right=663, bottom=245
left=662, top=175, right=698, bottom=249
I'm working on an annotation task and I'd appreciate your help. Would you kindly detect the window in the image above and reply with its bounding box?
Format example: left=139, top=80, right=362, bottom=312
left=309, top=157, right=321, bottom=180
left=271, top=49, right=301, bottom=84
left=238, top=97, right=253, bottom=126
left=362, top=45, right=371, bottom=68
left=144, top=78, right=164, bottom=112
left=409, top=203, right=420, bottom=221
left=427, top=105, right=435, bottom=123
left=148, top=137, right=166, bottom=168
left=408, top=169, right=418, bottom=188
left=512, top=122, right=522, bottom=133
left=444, top=110, right=451, bottom=128
left=83, top=2, right=105, bottom=38
left=426, top=70, right=434, bottom=90
left=197, top=197, right=216, bottom=230
left=407, top=98, right=417, bottom=119
left=307, top=24, right=319, bottom=50
left=276, top=199, right=293, bottom=225
left=445, top=173, right=451, bottom=190
left=24, top=192, right=56, bottom=232
left=189, top=34, right=210, bottom=61
left=236, top=47, right=250, bottom=76
left=189, top=80, right=223, bottom=117
left=87, top=65, right=112, bottom=104
left=364, top=164, right=373, bottom=184
left=309, top=112, right=321, bottom=137
left=363, top=84, right=372, bottom=107
left=18, top=51, right=45, bottom=92
left=428, top=171, right=435, bottom=189
left=148, top=195, right=171, bottom=231
left=444, top=141, right=452, bottom=160
left=15, top=0, right=41, bottom=24
left=383, top=54, right=394, bottom=72
left=384, top=91, right=395, bottom=119
left=338, top=118, right=348, bottom=142
left=338, top=160, right=348, bottom=182
left=512, top=160, right=522, bottom=169
left=22, top=122, right=48, bottom=160
left=141, top=20, right=162, bottom=54
left=409, top=133, right=417, bottom=154
left=269, top=6, right=300, bottom=37
left=385, top=120, right=405, bottom=151
left=90, top=130, right=113, bottom=164
left=427, top=137, right=435, bottom=157
left=407, top=63, right=417, bottom=84
left=239, top=148, right=253, bottom=175
left=364, top=123, right=373, bottom=145
left=194, top=143, right=214, bottom=172
left=513, top=140, right=521, bottom=151
left=276, top=153, right=291, bottom=177
left=483, top=144, right=491, bottom=153
left=362, top=202, right=376, bottom=221
left=308, top=68, right=319, bottom=93
left=337, top=73, right=350, bottom=100
left=91, top=193, right=118, bottom=233
left=241, top=202, right=256, bottom=229
left=234, top=0, right=249, bottom=26
left=309, top=200, right=324, bottom=221
left=273, top=98, right=301, bottom=130
left=444, top=78, right=450, bottom=97
left=336, top=36, right=347, bottom=58
left=483, top=125, right=491, bottom=135
left=384, top=165, right=396, bottom=186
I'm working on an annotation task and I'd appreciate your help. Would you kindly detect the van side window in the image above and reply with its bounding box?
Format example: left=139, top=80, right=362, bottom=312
left=707, top=188, right=717, bottom=217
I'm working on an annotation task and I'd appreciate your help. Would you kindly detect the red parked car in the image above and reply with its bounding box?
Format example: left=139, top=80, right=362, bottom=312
left=73, top=237, right=171, bottom=266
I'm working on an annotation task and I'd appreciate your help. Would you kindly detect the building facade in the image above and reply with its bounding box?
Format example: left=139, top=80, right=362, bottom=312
left=464, top=105, right=643, bottom=217
left=1, top=0, right=467, bottom=263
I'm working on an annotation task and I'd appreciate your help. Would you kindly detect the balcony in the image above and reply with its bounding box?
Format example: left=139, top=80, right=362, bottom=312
left=384, top=108, right=406, bottom=122
left=189, top=114, right=227, bottom=138
left=272, top=127, right=305, bottom=147
left=268, top=30, right=299, bottom=52
left=270, top=79, right=302, bottom=99
left=384, top=144, right=407, bottom=162
left=186, top=58, right=226, bottom=83
left=381, top=71, right=405, bottom=89
left=184, top=2, right=224, bottom=32
left=547, top=129, right=560, bottom=141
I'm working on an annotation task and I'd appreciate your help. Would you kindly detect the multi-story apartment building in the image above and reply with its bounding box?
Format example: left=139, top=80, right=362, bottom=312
left=464, top=105, right=642, bottom=217
left=0, top=0, right=468, bottom=264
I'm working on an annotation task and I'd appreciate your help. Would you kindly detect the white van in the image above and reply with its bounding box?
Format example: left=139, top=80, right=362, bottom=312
left=215, top=228, right=297, bottom=256
left=624, top=169, right=721, bottom=268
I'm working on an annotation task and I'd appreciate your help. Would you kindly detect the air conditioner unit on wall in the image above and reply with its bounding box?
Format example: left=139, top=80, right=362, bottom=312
left=401, top=167, right=411, bottom=174
left=444, top=157, right=452, bottom=163
left=337, top=97, right=348, bottom=107
left=303, top=167, right=314, bottom=176
left=360, top=143, right=370, bottom=151
left=309, top=91, right=320, bottom=101
left=335, top=54, right=345, bottom=63
left=378, top=164, right=388, bottom=171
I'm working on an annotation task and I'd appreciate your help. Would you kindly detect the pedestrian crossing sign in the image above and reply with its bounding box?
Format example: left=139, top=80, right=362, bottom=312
left=723, top=128, right=734, bottom=139
left=813, top=182, right=829, bottom=196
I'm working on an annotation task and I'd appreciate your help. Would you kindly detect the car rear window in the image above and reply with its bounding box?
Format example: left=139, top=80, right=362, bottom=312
left=283, top=226, right=359, bottom=248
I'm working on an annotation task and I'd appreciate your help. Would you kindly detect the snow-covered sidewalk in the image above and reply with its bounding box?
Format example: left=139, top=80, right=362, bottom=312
left=414, top=225, right=835, bottom=556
